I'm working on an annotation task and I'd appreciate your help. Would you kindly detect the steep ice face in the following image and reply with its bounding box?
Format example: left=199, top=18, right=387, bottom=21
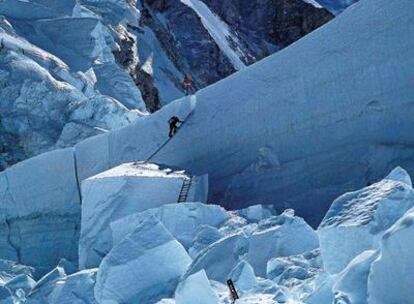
left=79, top=162, right=207, bottom=268
left=332, top=250, right=378, bottom=304
left=1, top=0, right=412, bottom=233
left=0, top=148, right=80, bottom=278
left=367, top=208, right=414, bottom=304
left=186, top=232, right=249, bottom=283
left=94, top=215, right=192, bottom=304
left=229, top=260, right=257, bottom=291
left=148, top=0, right=414, bottom=225
left=46, top=0, right=414, bottom=228
left=318, top=167, right=414, bottom=273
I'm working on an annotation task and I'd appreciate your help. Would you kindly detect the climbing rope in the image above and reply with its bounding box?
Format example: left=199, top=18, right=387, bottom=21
left=145, top=96, right=197, bottom=162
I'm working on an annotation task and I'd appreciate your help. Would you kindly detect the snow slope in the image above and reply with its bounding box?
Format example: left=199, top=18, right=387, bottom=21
left=180, top=0, right=246, bottom=70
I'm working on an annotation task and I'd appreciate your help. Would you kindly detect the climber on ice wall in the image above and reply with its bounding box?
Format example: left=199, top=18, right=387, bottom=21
left=168, top=116, right=183, bottom=138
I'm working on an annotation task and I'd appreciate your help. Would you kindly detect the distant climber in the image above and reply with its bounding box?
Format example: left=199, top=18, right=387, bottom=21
left=168, top=116, right=183, bottom=138
left=183, top=75, right=193, bottom=95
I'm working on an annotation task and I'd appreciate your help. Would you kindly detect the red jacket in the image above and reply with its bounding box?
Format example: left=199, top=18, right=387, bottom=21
left=183, top=77, right=192, bottom=87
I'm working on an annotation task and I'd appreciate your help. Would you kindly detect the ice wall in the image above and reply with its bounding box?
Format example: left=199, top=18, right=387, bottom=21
left=80, top=0, right=414, bottom=225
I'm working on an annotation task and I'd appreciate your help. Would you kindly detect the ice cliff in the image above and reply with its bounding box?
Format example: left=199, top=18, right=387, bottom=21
left=0, top=0, right=332, bottom=168
left=30, top=0, right=413, bottom=226
left=0, top=0, right=412, bottom=302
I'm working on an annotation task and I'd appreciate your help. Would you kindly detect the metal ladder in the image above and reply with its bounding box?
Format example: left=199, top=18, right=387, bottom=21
left=177, top=176, right=193, bottom=203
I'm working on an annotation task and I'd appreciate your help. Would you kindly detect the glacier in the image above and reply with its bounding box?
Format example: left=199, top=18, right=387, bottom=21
left=52, top=0, right=414, bottom=227
left=0, top=0, right=332, bottom=168
left=0, top=166, right=413, bottom=302
left=0, top=0, right=411, bottom=303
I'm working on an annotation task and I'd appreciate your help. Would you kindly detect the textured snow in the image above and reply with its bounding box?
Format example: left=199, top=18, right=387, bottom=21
left=318, top=167, right=414, bottom=273
left=267, top=249, right=325, bottom=302
left=0, top=25, right=141, bottom=168
left=0, top=259, right=35, bottom=302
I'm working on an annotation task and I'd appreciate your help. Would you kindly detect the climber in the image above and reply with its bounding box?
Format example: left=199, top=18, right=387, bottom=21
left=168, top=116, right=183, bottom=138
left=183, top=75, right=193, bottom=95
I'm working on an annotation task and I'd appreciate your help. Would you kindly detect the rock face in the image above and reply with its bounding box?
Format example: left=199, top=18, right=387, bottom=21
left=202, top=0, right=333, bottom=60
left=141, top=0, right=237, bottom=88
left=316, top=0, right=360, bottom=14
